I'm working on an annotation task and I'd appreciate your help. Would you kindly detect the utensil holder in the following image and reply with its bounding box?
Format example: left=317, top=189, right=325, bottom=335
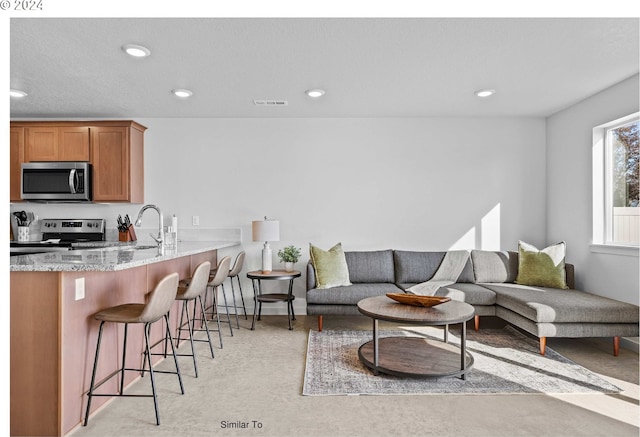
left=17, top=226, right=30, bottom=242
left=118, top=225, right=137, bottom=242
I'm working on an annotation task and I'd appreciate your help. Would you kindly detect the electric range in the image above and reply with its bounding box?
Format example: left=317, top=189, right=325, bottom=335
left=10, top=218, right=106, bottom=256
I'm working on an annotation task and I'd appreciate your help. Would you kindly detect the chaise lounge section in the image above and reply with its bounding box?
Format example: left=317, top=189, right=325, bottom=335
left=306, top=249, right=639, bottom=355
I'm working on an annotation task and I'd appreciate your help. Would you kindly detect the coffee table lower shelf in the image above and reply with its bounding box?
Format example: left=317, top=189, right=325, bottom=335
left=358, top=336, right=474, bottom=379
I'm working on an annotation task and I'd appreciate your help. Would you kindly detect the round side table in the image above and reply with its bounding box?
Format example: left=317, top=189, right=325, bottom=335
left=246, top=270, right=301, bottom=330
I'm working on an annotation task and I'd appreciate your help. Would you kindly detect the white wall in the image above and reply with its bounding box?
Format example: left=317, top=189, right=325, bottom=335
left=546, top=74, right=639, bottom=305
left=12, top=117, right=547, bottom=311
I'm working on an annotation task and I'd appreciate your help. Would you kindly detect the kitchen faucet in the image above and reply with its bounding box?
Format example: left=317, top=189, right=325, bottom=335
left=135, top=204, right=164, bottom=246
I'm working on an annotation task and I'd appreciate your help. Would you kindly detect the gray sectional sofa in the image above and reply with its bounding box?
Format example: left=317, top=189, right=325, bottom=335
left=306, top=249, right=639, bottom=355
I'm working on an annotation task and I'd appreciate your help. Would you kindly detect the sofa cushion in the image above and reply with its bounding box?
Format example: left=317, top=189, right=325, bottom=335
left=394, top=250, right=480, bottom=283
left=457, top=257, right=476, bottom=283
left=306, top=283, right=403, bottom=305
left=471, top=250, right=518, bottom=283
left=394, top=250, right=445, bottom=284
left=515, top=240, right=568, bottom=289
left=345, top=250, right=395, bottom=283
left=436, top=283, right=497, bottom=305
left=309, top=243, right=352, bottom=289
left=482, top=283, right=640, bottom=324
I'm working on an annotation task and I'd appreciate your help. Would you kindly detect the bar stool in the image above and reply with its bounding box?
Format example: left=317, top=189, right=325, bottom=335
left=144, top=262, right=215, bottom=378
left=84, top=272, right=183, bottom=427
left=174, top=261, right=216, bottom=377
left=228, top=251, right=248, bottom=323
left=200, top=256, right=233, bottom=344
left=211, top=251, right=247, bottom=329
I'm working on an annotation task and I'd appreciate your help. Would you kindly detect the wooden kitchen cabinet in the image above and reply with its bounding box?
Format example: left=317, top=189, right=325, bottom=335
left=91, top=122, right=145, bottom=202
left=9, top=120, right=146, bottom=203
left=59, top=127, right=91, bottom=160
left=10, top=126, right=25, bottom=202
left=25, top=126, right=90, bottom=161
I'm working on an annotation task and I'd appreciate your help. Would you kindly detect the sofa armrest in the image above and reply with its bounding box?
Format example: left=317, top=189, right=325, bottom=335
left=565, top=263, right=575, bottom=289
left=306, top=261, right=316, bottom=290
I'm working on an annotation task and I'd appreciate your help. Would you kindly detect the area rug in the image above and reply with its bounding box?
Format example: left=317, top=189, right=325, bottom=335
left=302, top=326, right=621, bottom=395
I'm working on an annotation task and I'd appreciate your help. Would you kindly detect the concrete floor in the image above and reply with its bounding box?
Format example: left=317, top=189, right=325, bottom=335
left=71, top=315, right=639, bottom=437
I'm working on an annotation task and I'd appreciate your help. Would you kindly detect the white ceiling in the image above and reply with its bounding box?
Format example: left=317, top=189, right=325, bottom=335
left=9, top=17, right=640, bottom=119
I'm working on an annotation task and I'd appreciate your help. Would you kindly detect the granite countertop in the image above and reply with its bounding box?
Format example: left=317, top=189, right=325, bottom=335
left=10, top=241, right=240, bottom=272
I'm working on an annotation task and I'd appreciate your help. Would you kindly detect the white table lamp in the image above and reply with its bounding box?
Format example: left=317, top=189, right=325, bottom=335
left=252, top=217, right=280, bottom=273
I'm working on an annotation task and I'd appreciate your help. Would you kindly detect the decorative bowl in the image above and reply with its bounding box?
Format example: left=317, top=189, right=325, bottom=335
left=386, top=293, right=451, bottom=307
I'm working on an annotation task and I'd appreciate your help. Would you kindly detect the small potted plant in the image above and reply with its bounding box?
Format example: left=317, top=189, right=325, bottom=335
left=277, top=245, right=302, bottom=272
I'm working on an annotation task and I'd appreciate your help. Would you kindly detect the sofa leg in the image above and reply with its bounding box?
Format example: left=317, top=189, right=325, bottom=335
left=318, top=315, right=323, bottom=332
left=539, top=337, right=546, bottom=356
left=474, top=315, right=480, bottom=331
left=613, top=336, right=620, bottom=356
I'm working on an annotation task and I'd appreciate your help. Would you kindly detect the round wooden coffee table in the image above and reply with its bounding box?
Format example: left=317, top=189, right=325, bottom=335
left=357, top=295, right=475, bottom=379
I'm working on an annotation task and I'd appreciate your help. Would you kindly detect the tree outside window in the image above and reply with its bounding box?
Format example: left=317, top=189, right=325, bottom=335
left=607, top=119, right=639, bottom=244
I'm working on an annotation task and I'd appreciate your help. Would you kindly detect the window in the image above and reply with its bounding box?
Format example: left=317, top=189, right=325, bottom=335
left=593, top=113, right=639, bottom=250
left=606, top=118, right=639, bottom=244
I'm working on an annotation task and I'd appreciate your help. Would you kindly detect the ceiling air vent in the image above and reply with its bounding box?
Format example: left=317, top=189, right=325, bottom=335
left=253, top=100, right=288, bottom=106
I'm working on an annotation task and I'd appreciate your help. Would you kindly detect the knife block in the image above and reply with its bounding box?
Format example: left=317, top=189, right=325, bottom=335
left=119, top=225, right=137, bottom=242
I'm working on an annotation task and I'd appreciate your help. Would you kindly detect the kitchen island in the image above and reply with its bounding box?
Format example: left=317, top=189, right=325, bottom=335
left=10, top=241, right=240, bottom=436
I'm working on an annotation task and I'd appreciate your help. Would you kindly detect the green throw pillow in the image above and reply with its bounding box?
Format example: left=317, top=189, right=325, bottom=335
left=309, top=243, right=352, bottom=289
left=515, top=240, right=569, bottom=289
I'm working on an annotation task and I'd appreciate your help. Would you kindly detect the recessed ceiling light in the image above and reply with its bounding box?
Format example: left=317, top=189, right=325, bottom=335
left=306, top=89, right=325, bottom=98
left=10, top=89, right=28, bottom=98
left=122, top=44, right=151, bottom=58
left=172, top=89, right=193, bottom=98
left=475, top=89, right=496, bottom=98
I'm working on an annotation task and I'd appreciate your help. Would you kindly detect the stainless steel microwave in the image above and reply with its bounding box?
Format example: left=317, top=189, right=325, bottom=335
left=21, top=162, right=92, bottom=201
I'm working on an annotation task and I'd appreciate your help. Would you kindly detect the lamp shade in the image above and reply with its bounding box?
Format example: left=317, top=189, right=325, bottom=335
left=252, top=219, right=280, bottom=242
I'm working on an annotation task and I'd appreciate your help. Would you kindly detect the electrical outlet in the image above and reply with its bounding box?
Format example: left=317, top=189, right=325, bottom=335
left=75, top=277, right=85, bottom=301
left=192, top=216, right=199, bottom=226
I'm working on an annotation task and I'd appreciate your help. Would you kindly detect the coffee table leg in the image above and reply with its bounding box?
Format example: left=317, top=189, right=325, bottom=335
left=373, top=318, right=379, bottom=376
left=461, top=320, right=467, bottom=380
